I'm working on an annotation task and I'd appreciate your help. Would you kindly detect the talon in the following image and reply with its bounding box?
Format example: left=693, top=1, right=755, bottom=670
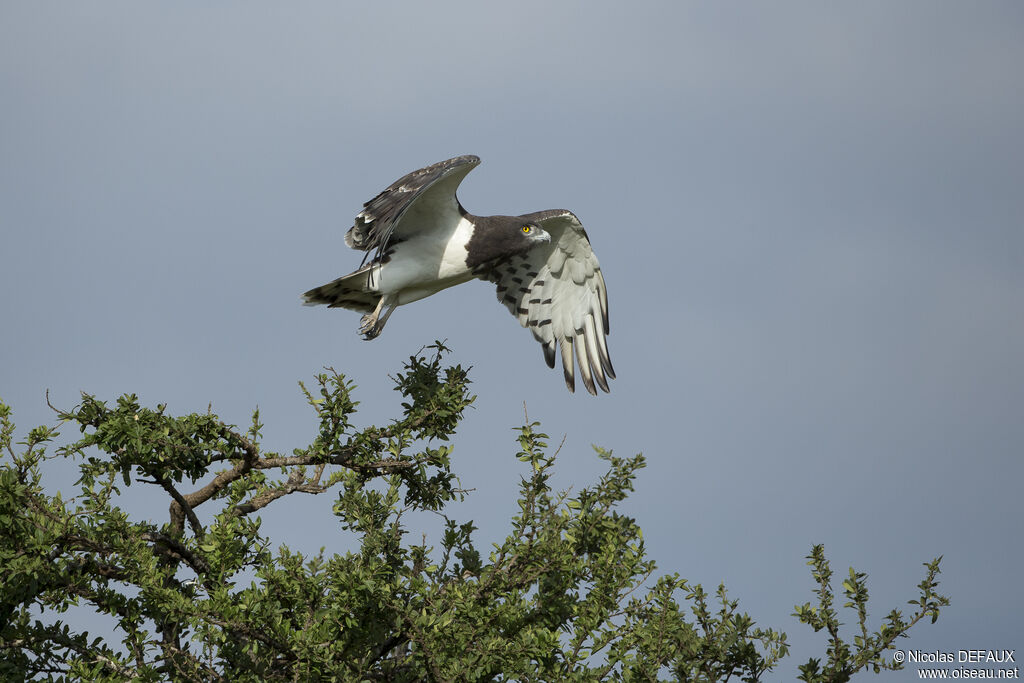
left=358, top=296, right=395, bottom=340
left=359, top=313, right=379, bottom=338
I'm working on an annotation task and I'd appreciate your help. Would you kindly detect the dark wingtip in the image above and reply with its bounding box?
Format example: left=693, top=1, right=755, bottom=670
left=543, top=342, right=556, bottom=369
left=603, top=356, right=616, bottom=380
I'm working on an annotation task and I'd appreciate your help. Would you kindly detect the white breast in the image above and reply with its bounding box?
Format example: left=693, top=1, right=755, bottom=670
left=437, top=216, right=476, bottom=280
left=374, top=216, right=476, bottom=300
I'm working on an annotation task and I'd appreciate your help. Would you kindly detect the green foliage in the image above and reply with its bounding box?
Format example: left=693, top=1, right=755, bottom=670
left=0, top=345, right=947, bottom=681
left=793, top=546, right=950, bottom=683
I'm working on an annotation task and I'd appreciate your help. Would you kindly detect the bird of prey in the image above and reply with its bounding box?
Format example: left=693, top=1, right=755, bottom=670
left=302, top=155, right=614, bottom=394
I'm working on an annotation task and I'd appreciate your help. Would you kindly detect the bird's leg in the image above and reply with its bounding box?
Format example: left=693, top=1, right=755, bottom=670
left=375, top=301, right=399, bottom=333
left=359, top=297, right=386, bottom=338
left=360, top=296, right=398, bottom=340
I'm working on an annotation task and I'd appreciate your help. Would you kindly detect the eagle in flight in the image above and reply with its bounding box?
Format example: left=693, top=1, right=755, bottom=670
left=302, top=155, right=614, bottom=394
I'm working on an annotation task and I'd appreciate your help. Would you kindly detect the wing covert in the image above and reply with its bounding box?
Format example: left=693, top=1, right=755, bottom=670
left=345, top=155, right=480, bottom=265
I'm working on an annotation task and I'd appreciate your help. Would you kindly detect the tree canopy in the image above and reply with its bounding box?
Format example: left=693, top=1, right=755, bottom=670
left=1, top=344, right=947, bottom=681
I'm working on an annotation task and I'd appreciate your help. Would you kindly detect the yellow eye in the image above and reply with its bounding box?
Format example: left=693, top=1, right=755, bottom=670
left=522, top=225, right=532, bottom=233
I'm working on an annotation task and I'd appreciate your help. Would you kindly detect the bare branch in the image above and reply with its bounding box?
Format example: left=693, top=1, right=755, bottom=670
left=174, top=425, right=260, bottom=522
left=155, top=472, right=205, bottom=539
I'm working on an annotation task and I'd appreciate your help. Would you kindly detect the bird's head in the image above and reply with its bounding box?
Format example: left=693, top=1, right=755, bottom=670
left=502, top=219, right=551, bottom=260
left=515, top=220, right=551, bottom=245
left=483, top=216, right=550, bottom=245
left=466, top=215, right=551, bottom=268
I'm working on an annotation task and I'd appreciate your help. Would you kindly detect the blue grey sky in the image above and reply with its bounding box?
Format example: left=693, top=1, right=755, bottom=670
left=2, top=2, right=1022, bottom=677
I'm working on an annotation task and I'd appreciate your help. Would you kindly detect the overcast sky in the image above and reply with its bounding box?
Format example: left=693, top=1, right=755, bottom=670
left=2, top=2, right=1022, bottom=678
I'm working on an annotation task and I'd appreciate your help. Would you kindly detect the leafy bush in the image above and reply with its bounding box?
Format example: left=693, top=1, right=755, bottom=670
left=0, top=345, right=947, bottom=681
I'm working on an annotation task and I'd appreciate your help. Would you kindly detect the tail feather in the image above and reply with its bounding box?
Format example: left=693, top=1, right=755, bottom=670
left=302, top=266, right=379, bottom=313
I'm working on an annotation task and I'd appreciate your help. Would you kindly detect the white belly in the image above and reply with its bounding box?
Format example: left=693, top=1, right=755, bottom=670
left=374, top=216, right=476, bottom=303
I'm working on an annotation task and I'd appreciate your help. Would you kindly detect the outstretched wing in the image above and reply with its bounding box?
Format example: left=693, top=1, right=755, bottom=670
left=483, top=210, right=614, bottom=395
left=345, top=155, right=481, bottom=265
